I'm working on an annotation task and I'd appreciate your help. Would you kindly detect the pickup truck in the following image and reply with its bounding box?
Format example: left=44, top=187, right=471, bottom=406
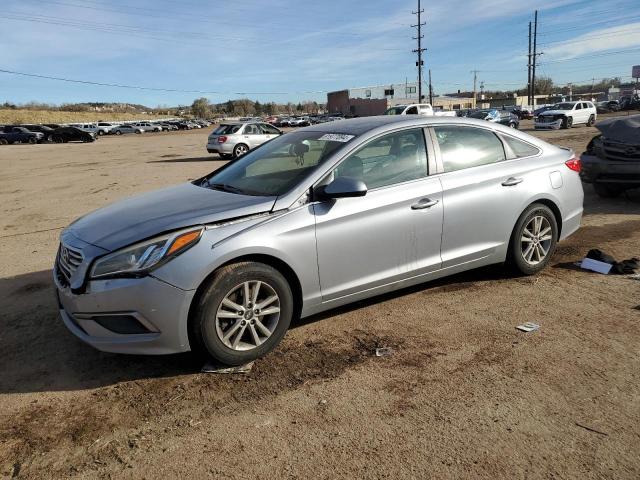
left=384, top=103, right=457, bottom=117
left=0, top=126, right=44, bottom=145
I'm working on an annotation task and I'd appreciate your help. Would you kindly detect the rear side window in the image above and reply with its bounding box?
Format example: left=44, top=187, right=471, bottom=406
left=214, top=124, right=241, bottom=135
left=434, top=126, right=505, bottom=172
left=502, top=135, right=540, bottom=159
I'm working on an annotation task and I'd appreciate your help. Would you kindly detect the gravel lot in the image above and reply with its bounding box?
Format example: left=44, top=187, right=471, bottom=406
left=1, top=120, right=639, bottom=479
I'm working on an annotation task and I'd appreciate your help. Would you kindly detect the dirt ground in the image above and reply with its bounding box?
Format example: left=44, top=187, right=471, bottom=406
left=1, top=120, right=639, bottom=479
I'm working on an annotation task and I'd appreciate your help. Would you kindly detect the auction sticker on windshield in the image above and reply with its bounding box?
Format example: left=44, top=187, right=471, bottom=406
left=318, top=133, right=355, bottom=142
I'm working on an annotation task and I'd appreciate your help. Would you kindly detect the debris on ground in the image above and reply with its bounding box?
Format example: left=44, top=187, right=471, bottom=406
left=201, top=362, right=254, bottom=374
left=375, top=347, right=394, bottom=357
left=628, top=273, right=640, bottom=281
left=516, top=322, right=540, bottom=333
left=580, top=249, right=639, bottom=275
left=575, top=422, right=608, bottom=436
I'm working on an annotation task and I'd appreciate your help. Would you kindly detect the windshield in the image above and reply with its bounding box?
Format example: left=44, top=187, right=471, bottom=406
left=199, top=131, right=355, bottom=196
left=384, top=106, right=406, bottom=115
left=553, top=103, right=574, bottom=110
left=213, top=124, right=242, bottom=135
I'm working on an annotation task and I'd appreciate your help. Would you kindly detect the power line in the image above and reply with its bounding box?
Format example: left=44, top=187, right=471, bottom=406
left=0, top=68, right=334, bottom=96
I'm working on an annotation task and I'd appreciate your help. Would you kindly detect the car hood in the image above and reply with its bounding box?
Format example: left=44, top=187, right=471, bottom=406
left=538, top=110, right=570, bottom=116
left=66, top=182, right=277, bottom=251
left=596, top=114, right=640, bottom=144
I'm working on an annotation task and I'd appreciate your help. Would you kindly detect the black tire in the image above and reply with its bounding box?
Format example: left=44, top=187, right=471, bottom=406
left=507, top=203, right=558, bottom=275
left=98, top=130, right=105, bottom=136
left=52, top=135, right=63, bottom=143
left=509, top=122, right=518, bottom=129
left=587, top=114, right=595, bottom=127
left=115, top=130, right=122, bottom=135
left=190, top=262, right=293, bottom=366
left=28, top=137, right=37, bottom=144
left=0, top=138, right=8, bottom=145
left=219, top=153, right=232, bottom=160
left=593, top=183, right=623, bottom=198
left=233, top=143, right=249, bottom=158
left=561, top=116, right=573, bottom=129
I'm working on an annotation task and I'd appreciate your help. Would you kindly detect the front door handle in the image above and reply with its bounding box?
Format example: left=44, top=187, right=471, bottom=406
left=502, top=177, right=523, bottom=187
left=411, top=198, right=439, bottom=210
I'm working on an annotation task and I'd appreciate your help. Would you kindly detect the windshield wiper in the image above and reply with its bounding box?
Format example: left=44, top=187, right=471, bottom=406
left=209, top=183, right=248, bottom=195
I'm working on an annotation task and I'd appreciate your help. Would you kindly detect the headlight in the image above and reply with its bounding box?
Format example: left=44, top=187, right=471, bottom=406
left=90, top=227, right=203, bottom=278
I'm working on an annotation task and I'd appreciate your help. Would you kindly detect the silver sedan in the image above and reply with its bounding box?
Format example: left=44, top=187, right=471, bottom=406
left=54, top=116, right=583, bottom=365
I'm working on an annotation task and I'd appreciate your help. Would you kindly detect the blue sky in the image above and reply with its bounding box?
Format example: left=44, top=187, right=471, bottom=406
left=1, top=0, right=639, bottom=106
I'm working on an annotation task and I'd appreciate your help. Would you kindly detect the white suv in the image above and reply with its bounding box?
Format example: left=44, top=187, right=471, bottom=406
left=132, top=122, right=162, bottom=132
left=535, top=101, right=597, bottom=130
left=384, top=103, right=457, bottom=117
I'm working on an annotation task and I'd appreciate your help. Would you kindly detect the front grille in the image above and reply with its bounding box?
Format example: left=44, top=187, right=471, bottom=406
left=602, top=141, right=640, bottom=162
left=56, top=243, right=84, bottom=287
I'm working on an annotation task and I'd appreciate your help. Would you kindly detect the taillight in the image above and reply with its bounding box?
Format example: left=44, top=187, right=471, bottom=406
left=565, top=156, right=581, bottom=172
left=218, top=136, right=227, bottom=144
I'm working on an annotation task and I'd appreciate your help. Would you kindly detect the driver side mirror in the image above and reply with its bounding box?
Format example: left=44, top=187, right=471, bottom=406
left=317, top=176, right=367, bottom=199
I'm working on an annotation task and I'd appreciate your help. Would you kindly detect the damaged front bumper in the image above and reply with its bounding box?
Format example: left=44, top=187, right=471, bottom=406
left=534, top=117, right=563, bottom=129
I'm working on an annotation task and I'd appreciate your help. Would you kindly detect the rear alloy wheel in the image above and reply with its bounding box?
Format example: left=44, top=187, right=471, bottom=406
left=115, top=130, right=122, bottom=135
left=509, top=122, right=518, bottom=129
left=587, top=114, right=596, bottom=127
left=0, top=139, right=8, bottom=145
left=562, top=116, right=573, bottom=129
left=28, top=137, right=37, bottom=144
left=98, top=130, right=105, bottom=136
left=191, top=262, right=293, bottom=366
left=508, top=204, right=558, bottom=275
left=233, top=143, right=249, bottom=158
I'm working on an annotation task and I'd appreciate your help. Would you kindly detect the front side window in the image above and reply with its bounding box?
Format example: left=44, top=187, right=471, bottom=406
left=260, top=123, right=280, bottom=134
left=200, top=131, right=354, bottom=196
left=406, top=106, right=419, bottom=114
left=333, top=128, right=428, bottom=189
left=434, top=126, right=505, bottom=172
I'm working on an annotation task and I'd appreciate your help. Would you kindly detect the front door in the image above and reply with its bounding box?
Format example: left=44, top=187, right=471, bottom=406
left=313, top=127, right=443, bottom=301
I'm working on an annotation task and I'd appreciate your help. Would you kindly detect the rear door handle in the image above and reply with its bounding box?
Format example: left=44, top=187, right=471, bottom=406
left=411, top=198, right=439, bottom=210
left=502, top=177, right=523, bottom=187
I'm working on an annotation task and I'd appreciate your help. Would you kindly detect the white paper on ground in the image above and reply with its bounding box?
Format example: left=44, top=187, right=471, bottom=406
left=201, top=361, right=254, bottom=374
left=516, top=322, right=540, bottom=332
left=580, top=258, right=613, bottom=274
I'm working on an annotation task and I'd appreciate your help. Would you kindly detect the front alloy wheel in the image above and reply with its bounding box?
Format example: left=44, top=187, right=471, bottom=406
left=191, top=261, right=293, bottom=365
left=215, top=281, right=280, bottom=351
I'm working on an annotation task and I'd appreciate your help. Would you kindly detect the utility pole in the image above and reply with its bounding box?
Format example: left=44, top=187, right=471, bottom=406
left=527, top=21, right=532, bottom=106
left=412, top=0, right=426, bottom=101
left=428, top=69, right=434, bottom=105
left=531, top=10, right=538, bottom=106
left=471, top=70, right=480, bottom=107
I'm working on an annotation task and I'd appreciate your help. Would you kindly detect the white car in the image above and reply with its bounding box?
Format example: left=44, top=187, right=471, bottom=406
left=384, top=103, right=457, bottom=117
left=132, top=122, right=162, bottom=132
left=96, top=122, right=116, bottom=135
left=535, top=101, right=597, bottom=130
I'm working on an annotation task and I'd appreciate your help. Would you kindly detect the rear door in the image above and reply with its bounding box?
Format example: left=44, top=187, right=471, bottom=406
left=432, top=124, right=538, bottom=267
left=314, top=127, right=443, bottom=301
left=241, top=124, right=263, bottom=149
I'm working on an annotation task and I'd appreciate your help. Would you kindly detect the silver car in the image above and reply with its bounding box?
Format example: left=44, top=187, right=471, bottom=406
left=54, top=116, right=583, bottom=365
left=207, top=121, right=283, bottom=159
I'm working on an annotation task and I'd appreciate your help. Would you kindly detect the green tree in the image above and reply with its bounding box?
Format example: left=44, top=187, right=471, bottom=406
left=191, top=97, right=211, bottom=118
left=254, top=100, right=263, bottom=115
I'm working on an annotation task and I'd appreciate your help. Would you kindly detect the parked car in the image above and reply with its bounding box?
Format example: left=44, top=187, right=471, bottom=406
left=469, top=109, right=519, bottom=129
left=96, top=122, right=117, bottom=135
left=21, top=124, right=55, bottom=142
left=581, top=115, right=640, bottom=197
left=54, top=116, right=583, bottom=366
left=158, top=122, right=178, bottom=131
left=264, top=116, right=278, bottom=125
left=111, top=124, right=144, bottom=135
left=619, top=95, right=640, bottom=111
left=51, top=126, right=96, bottom=143
left=73, top=123, right=100, bottom=135
left=207, top=121, right=282, bottom=159
left=288, top=116, right=311, bottom=127
left=596, top=100, right=620, bottom=114
left=274, top=117, right=291, bottom=127
left=132, top=122, right=162, bottom=132
left=534, top=101, right=597, bottom=130
left=0, top=126, right=43, bottom=145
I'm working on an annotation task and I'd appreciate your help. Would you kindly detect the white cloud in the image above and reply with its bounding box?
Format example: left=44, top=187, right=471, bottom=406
left=543, top=22, right=640, bottom=60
